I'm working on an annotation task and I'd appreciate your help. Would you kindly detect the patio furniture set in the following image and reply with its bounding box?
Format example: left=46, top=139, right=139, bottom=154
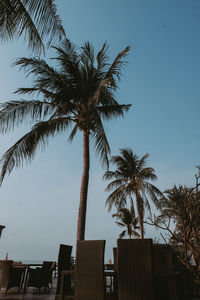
left=0, top=260, right=56, bottom=295
left=0, top=239, right=193, bottom=299
left=56, top=239, right=192, bottom=300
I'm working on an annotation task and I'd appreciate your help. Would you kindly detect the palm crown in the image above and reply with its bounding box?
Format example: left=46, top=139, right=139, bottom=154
left=104, top=148, right=162, bottom=238
left=0, top=39, right=131, bottom=241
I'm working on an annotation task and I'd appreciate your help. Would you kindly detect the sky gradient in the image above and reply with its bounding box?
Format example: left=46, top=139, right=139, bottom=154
left=0, top=0, right=199, bottom=261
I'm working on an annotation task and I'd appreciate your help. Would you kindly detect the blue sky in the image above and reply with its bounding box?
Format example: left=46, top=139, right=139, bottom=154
left=0, top=0, right=199, bottom=261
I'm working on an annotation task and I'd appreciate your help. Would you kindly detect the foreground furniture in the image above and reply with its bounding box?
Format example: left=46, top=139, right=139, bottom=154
left=112, top=247, right=117, bottom=297
left=153, top=244, right=178, bottom=300
left=0, top=260, right=26, bottom=294
left=27, top=260, right=55, bottom=292
left=60, top=240, right=106, bottom=300
left=117, top=239, right=155, bottom=300
left=55, top=244, right=73, bottom=300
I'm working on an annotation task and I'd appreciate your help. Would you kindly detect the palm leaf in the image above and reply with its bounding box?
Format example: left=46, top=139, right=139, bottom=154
left=0, top=117, right=71, bottom=184
left=105, top=185, right=127, bottom=211
left=97, top=104, right=131, bottom=119
left=105, top=46, right=130, bottom=87
left=0, top=0, right=65, bottom=53
left=119, top=230, right=126, bottom=239
left=96, top=42, right=108, bottom=71
left=0, top=100, right=55, bottom=133
left=104, top=178, right=127, bottom=191
left=90, top=111, right=110, bottom=168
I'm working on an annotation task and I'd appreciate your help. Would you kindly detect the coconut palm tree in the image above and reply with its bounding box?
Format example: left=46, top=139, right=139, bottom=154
left=112, top=199, right=140, bottom=239
left=103, top=148, right=162, bottom=238
left=0, top=0, right=65, bottom=53
left=0, top=39, right=131, bottom=241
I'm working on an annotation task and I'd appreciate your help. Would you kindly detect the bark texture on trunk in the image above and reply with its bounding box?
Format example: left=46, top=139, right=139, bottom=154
left=76, top=130, right=90, bottom=241
left=135, top=191, right=144, bottom=239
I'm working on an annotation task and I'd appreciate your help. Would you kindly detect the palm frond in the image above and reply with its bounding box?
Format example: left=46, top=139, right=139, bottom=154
left=13, top=57, right=58, bottom=80
left=130, top=229, right=140, bottom=238
left=105, top=185, right=127, bottom=211
left=90, top=112, right=110, bottom=168
left=96, top=42, right=109, bottom=71
left=130, top=197, right=136, bottom=221
left=0, top=100, right=55, bottom=133
left=23, top=0, right=65, bottom=42
left=13, top=57, right=69, bottom=95
left=137, top=153, right=149, bottom=170
left=81, top=41, right=95, bottom=67
left=0, top=117, right=71, bottom=184
left=97, top=104, right=131, bottom=120
left=139, top=167, right=157, bottom=181
left=0, top=0, right=65, bottom=53
left=145, top=182, right=164, bottom=208
left=115, top=221, right=126, bottom=228
left=68, top=123, right=78, bottom=142
left=141, top=190, right=152, bottom=217
left=105, top=46, right=130, bottom=88
left=105, top=178, right=127, bottom=192
left=52, top=39, right=81, bottom=83
left=119, top=230, right=126, bottom=239
left=0, top=0, right=44, bottom=53
left=103, top=170, right=124, bottom=181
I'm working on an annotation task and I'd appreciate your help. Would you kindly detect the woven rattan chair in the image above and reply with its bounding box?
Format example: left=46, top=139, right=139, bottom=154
left=27, top=261, right=54, bottom=292
left=55, top=244, right=73, bottom=300
left=60, top=240, right=106, bottom=300
left=117, top=239, right=155, bottom=300
left=153, top=244, right=178, bottom=300
left=0, top=260, right=26, bottom=294
left=112, top=247, right=117, bottom=297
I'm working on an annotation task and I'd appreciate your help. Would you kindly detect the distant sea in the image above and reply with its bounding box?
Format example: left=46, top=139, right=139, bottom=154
left=21, top=260, right=44, bottom=264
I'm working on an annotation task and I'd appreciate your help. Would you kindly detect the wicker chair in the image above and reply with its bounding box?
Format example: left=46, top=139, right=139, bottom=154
left=112, top=247, right=117, bottom=297
left=117, top=239, right=155, bottom=300
left=60, top=240, right=106, bottom=300
left=55, top=244, right=73, bottom=300
left=27, top=260, right=55, bottom=292
left=153, top=244, right=179, bottom=300
left=48, top=261, right=56, bottom=287
left=0, top=260, right=26, bottom=294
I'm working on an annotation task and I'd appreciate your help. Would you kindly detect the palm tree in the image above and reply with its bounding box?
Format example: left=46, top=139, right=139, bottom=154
left=0, top=0, right=65, bottom=53
left=0, top=39, right=131, bottom=241
left=112, top=199, right=140, bottom=239
left=103, top=148, right=162, bottom=238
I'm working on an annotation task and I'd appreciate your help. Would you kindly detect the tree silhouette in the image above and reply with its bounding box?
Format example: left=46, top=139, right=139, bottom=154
left=0, top=39, right=131, bottom=241
left=104, top=148, right=162, bottom=238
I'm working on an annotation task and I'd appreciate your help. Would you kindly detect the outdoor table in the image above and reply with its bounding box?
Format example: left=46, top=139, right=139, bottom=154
left=12, top=262, right=43, bottom=294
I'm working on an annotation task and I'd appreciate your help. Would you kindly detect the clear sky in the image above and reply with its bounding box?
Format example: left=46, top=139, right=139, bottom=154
left=0, top=0, right=199, bottom=262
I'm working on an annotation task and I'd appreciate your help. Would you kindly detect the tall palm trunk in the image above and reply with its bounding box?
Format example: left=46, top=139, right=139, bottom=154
left=76, top=130, right=90, bottom=241
left=135, top=191, right=144, bottom=239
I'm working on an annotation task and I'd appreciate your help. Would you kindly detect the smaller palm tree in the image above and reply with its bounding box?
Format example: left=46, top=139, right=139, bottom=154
left=112, top=199, right=140, bottom=239
left=104, top=148, right=163, bottom=238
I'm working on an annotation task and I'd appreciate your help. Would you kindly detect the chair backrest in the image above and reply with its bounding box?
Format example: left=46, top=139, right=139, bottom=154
left=49, top=261, right=56, bottom=275
left=56, top=244, right=72, bottom=295
left=42, top=261, right=54, bottom=272
left=153, top=244, right=178, bottom=300
left=0, top=260, right=13, bottom=288
left=113, top=247, right=118, bottom=296
left=75, top=240, right=105, bottom=300
left=113, top=247, right=117, bottom=272
left=9, top=266, right=26, bottom=289
left=117, top=239, right=154, bottom=300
